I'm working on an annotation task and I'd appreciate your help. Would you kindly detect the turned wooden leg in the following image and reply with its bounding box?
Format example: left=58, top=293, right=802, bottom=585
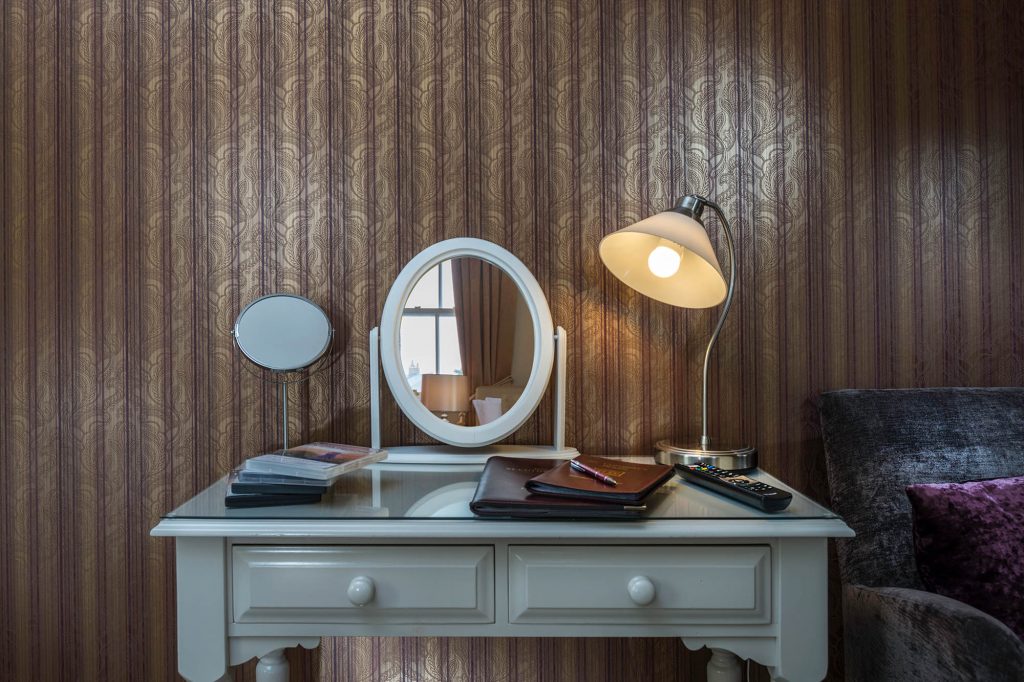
left=707, top=648, right=742, bottom=682
left=255, top=649, right=288, bottom=682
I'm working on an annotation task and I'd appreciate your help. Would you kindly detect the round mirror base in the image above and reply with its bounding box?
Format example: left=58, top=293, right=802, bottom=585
left=383, top=444, right=578, bottom=465
left=655, top=440, right=757, bottom=471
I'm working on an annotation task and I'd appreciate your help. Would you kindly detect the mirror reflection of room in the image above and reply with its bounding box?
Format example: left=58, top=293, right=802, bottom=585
left=400, top=257, right=534, bottom=428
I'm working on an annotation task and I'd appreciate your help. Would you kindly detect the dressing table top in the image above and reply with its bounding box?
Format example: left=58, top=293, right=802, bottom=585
left=154, top=459, right=852, bottom=539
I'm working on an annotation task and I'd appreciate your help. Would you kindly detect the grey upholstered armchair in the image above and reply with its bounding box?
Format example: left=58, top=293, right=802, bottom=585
left=818, top=388, right=1024, bottom=682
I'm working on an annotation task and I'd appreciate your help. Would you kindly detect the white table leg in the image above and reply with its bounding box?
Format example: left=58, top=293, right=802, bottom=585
left=255, top=648, right=289, bottom=682
left=770, top=538, right=829, bottom=681
left=707, top=648, right=742, bottom=682
left=175, top=538, right=229, bottom=682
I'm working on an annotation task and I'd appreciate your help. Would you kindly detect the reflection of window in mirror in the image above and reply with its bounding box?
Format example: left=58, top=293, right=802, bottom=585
left=401, top=260, right=463, bottom=394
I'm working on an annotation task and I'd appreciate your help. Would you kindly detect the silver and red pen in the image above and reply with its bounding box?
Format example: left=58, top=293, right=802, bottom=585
left=569, top=459, right=618, bottom=486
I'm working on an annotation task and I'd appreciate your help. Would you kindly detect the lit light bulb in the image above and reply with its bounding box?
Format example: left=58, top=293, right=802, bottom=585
left=647, top=244, right=681, bottom=278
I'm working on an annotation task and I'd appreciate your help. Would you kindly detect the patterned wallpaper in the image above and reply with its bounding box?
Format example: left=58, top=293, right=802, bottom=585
left=2, top=1, right=1022, bottom=681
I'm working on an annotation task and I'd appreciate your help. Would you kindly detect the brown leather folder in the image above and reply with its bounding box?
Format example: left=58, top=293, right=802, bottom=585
left=469, top=456, right=650, bottom=518
left=525, top=454, right=674, bottom=504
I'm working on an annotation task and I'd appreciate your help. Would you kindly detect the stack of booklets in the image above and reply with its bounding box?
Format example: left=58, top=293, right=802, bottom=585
left=225, top=442, right=387, bottom=508
left=469, top=454, right=674, bottom=518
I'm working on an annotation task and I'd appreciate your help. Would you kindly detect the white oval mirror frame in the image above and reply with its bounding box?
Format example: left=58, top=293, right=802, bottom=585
left=234, top=293, right=333, bottom=371
left=379, top=238, right=555, bottom=447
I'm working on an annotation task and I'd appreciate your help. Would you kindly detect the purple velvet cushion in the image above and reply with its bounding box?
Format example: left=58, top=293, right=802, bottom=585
left=906, top=475, right=1024, bottom=640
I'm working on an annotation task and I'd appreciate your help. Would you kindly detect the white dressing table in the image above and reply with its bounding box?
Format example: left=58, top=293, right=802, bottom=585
left=163, top=238, right=853, bottom=681
left=152, top=461, right=852, bottom=682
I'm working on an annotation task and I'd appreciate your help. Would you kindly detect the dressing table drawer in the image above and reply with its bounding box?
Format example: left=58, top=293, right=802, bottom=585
left=508, top=545, right=770, bottom=624
left=232, top=545, right=494, bottom=624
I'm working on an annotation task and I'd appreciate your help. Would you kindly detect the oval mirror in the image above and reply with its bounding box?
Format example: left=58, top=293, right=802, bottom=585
left=380, top=239, right=554, bottom=447
left=233, top=293, right=333, bottom=371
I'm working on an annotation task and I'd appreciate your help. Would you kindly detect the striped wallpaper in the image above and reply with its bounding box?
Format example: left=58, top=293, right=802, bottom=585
left=2, top=0, right=1022, bottom=680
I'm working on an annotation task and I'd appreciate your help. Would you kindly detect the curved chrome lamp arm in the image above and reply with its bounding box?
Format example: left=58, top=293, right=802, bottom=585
left=674, top=195, right=736, bottom=451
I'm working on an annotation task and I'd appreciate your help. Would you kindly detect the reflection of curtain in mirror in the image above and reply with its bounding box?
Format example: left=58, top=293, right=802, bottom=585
left=451, top=259, right=517, bottom=397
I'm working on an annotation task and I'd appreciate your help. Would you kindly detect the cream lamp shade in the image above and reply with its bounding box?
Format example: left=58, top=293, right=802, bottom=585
left=598, top=194, right=755, bottom=470
left=420, top=374, right=471, bottom=414
left=599, top=210, right=727, bottom=309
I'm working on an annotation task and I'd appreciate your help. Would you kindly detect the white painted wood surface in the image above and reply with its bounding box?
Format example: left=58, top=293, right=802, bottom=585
left=707, top=649, right=743, bottom=682
left=175, top=538, right=229, bottom=682
left=155, top=470, right=852, bottom=682
left=153, top=515, right=851, bottom=539
left=508, top=545, right=770, bottom=624
left=232, top=545, right=493, bottom=623
left=253, top=649, right=288, bottom=682
left=162, top=536, right=845, bottom=681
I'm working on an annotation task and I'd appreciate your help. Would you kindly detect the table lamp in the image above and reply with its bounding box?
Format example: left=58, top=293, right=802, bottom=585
left=599, top=194, right=756, bottom=470
left=420, top=374, right=472, bottom=425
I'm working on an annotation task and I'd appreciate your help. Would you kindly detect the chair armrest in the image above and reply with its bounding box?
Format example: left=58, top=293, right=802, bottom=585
left=843, top=584, right=1024, bottom=681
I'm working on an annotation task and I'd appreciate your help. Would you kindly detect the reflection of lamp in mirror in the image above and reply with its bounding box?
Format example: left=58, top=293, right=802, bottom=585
left=599, top=194, right=756, bottom=470
left=420, top=374, right=471, bottom=425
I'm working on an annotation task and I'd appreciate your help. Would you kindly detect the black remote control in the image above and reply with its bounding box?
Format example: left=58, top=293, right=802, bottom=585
left=675, top=463, right=793, bottom=512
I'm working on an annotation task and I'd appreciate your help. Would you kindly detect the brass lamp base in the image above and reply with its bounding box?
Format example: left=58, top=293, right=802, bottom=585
left=655, top=440, right=757, bottom=471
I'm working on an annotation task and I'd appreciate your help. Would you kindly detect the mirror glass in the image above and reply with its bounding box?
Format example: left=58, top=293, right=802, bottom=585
left=397, top=257, right=535, bottom=429
left=234, top=294, right=332, bottom=371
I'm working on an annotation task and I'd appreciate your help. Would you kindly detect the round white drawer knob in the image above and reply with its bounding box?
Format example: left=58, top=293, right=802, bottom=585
left=347, top=575, right=375, bottom=606
left=627, top=576, right=656, bottom=606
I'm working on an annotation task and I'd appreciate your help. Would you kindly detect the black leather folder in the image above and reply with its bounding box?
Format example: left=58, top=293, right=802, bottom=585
left=469, top=456, right=648, bottom=518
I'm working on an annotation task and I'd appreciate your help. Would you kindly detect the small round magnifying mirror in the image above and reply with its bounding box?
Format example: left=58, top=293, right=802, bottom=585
left=234, top=294, right=333, bottom=372
left=233, top=293, right=333, bottom=450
